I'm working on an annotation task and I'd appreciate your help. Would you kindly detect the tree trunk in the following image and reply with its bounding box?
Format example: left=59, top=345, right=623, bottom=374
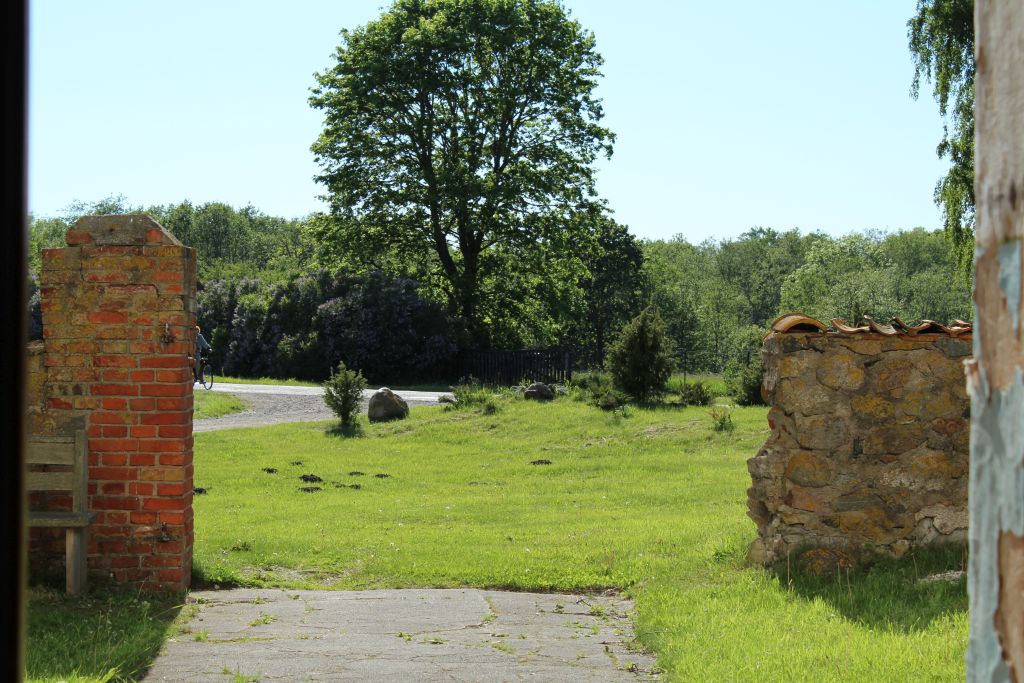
left=968, top=3, right=1024, bottom=679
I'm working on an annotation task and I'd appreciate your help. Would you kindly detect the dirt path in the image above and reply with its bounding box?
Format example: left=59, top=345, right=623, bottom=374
left=193, top=385, right=448, bottom=432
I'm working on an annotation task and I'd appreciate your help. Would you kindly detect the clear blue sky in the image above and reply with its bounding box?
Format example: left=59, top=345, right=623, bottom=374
left=29, top=1, right=948, bottom=242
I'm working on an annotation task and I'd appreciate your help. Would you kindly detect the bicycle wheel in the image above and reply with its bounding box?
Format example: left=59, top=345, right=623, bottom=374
left=200, top=363, right=214, bottom=390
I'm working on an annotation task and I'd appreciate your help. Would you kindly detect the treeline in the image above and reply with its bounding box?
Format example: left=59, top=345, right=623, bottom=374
left=27, top=197, right=971, bottom=383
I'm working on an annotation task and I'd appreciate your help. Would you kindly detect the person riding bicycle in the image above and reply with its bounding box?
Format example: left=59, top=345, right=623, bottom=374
left=194, top=325, right=212, bottom=381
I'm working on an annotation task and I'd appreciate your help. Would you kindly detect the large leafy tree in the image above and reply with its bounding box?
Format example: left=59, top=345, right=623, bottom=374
left=908, top=0, right=975, bottom=274
left=309, top=0, right=613, bottom=340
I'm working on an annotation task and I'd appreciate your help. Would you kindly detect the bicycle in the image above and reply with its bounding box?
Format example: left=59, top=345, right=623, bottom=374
left=191, top=350, right=214, bottom=390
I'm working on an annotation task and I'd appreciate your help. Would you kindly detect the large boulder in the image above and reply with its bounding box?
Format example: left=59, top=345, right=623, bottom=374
left=368, top=387, right=409, bottom=422
left=523, top=382, right=554, bottom=401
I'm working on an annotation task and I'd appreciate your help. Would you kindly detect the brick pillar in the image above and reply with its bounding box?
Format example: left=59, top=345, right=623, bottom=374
left=38, top=215, right=196, bottom=590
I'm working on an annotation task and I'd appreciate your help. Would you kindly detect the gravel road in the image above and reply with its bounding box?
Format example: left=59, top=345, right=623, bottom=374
left=193, top=384, right=449, bottom=432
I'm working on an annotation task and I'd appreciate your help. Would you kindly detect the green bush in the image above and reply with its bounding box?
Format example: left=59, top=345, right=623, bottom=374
left=677, top=380, right=712, bottom=407
left=449, top=377, right=492, bottom=410
left=709, top=407, right=735, bottom=432
left=724, top=358, right=765, bottom=406
left=605, top=308, right=676, bottom=402
left=323, top=361, right=367, bottom=426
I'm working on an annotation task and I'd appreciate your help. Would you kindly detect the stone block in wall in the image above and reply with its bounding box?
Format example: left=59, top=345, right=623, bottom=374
left=747, top=325, right=971, bottom=570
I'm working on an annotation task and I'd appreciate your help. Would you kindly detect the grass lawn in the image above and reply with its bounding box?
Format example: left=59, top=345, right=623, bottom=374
left=185, top=397, right=966, bottom=681
left=192, top=390, right=248, bottom=419
left=25, top=587, right=184, bottom=683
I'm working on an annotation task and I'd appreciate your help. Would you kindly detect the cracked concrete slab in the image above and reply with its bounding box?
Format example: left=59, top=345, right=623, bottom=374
left=143, top=588, right=658, bottom=682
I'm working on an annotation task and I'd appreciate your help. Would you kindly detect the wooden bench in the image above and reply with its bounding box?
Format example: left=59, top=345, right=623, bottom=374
left=27, top=431, right=96, bottom=595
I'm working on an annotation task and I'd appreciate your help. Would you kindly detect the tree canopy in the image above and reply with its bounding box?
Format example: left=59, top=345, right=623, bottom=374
left=309, top=0, right=613, bottom=340
left=908, top=0, right=975, bottom=274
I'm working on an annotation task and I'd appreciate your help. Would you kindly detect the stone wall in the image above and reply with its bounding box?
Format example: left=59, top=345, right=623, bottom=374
left=30, top=214, right=197, bottom=590
left=747, top=321, right=971, bottom=569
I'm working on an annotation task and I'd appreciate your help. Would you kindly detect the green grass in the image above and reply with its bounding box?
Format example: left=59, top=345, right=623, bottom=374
left=665, top=372, right=729, bottom=399
left=188, top=398, right=966, bottom=681
left=215, top=375, right=320, bottom=387
left=193, top=390, right=248, bottom=419
left=25, top=587, right=183, bottom=683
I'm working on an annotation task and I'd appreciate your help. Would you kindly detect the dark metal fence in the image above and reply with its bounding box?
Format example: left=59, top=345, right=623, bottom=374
left=457, top=348, right=573, bottom=386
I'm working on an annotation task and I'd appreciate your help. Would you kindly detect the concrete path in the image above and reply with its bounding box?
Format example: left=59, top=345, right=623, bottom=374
left=144, top=588, right=657, bottom=682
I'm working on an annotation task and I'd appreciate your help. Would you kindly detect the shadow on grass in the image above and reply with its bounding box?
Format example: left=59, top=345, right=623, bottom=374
left=778, top=545, right=968, bottom=633
left=26, top=584, right=184, bottom=681
left=325, top=422, right=364, bottom=438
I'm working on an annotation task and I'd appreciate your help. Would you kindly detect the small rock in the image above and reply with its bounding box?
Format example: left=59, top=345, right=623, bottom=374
left=193, top=487, right=208, bottom=495
left=348, top=471, right=365, bottom=476
left=300, top=474, right=323, bottom=483
left=368, top=387, right=410, bottom=422
left=261, top=467, right=278, bottom=474
left=298, top=486, right=322, bottom=493
left=290, top=460, right=303, bottom=466
left=438, top=394, right=457, bottom=405
left=524, top=383, right=554, bottom=401
left=374, top=473, right=391, bottom=478
left=530, top=459, right=552, bottom=466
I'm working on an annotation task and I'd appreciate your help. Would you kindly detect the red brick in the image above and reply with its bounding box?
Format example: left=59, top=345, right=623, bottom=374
left=130, top=398, right=157, bottom=411
left=65, top=229, right=93, bottom=245
left=142, top=555, right=182, bottom=569
left=159, top=512, right=185, bottom=525
left=140, top=383, right=188, bottom=397
left=157, top=398, right=192, bottom=411
left=47, top=398, right=73, bottom=410
left=143, top=497, right=186, bottom=511
left=155, top=369, right=190, bottom=383
left=106, top=511, right=129, bottom=524
left=88, top=311, right=128, bottom=324
left=129, top=543, right=155, bottom=554
left=139, top=356, right=183, bottom=369
left=138, top=439, right=185, bottom=453
left=131, top=370, right=155, bottom=383
left=158, top=425, right=191, bottom=438
left=90, top=438, right=139, bottom=453
left=130, top=511, right=158, bottom=525
left=157, top=483, right=188, bottom=496
left=102, top=397, right=129, bottom=410
left=130, top=426, right=158, bottom=438
left=93, top=383, right=140, bottom=396
left=158, top=568, right=186, bottom=584
left=130, top=482, right=154, bottom=496
left=100, top=481, right=126, bottom=495
left=91, top=525, right=130, bottom=539
left=109, top=556, right=140, bottom=569
left=129, top=453, right=156, bottom=466
left=91, top=411, right=132, bottom=425
left=90, top=467, right=137, bottom=481
left=99, top=541, right=128, bottom=554
left=159, top=454, right=190, bottom=466
left=100, top=426, right=128, bottom=438
left=102, top=369, right=132, bottom=382
left=140, top=411, right=188, bottom=425
left=95, top=355, right=136, bottom=368
left=100, top=453, right=128, bottom=466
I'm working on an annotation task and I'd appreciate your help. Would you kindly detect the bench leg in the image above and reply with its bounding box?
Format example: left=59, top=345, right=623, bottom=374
left=65, top=527, right=88, bottom=596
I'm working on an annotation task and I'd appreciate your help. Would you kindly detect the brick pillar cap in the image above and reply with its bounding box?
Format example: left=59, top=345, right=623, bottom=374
left=68, top=214, right=182, bottom=247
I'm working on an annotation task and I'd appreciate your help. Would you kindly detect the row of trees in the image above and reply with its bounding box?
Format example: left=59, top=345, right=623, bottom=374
left=26, top=196, right=970, bottom=382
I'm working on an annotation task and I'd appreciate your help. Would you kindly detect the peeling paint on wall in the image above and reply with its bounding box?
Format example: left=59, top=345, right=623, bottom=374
left=998, top=242, right=1021, bottom=335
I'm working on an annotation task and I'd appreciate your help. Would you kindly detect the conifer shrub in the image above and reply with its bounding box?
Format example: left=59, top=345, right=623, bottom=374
left=605, top=308, right=676, bottom=402
left=323, top=361, right=367, bottom=426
